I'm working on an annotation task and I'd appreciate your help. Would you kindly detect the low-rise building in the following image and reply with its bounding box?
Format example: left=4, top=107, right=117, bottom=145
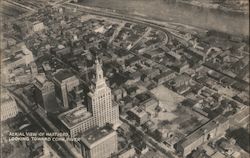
left=171, top=62, right=190, bottom=74
left=153, top=70, right=176, bottom=85
left=143, top=120, right=157, bottom=132
left=51, top=45, right=71, bottom=57
left=170, top=73, right=192, bottom=88
left=113, top=88, right=127, bottom=101
left=3, top=45, right=34, bottom=71
left=141, top=69, right=160, bottom=81
left=33, top=21, right=45, bottom=32
left=144, top=48, right=165, bottom=59
left=175, top=115, right=230, bottom=157
left=187, top=47, right=206, bottom=61
left=118, top=147, right=136, bottom=158
left=125, top=56, right=140, bottom=67
left=128, top=106, right=149, bottom=125
left=165, top=50, right=182, bottom=60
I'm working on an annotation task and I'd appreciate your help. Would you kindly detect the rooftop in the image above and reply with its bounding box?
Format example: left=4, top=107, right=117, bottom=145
left=153, top=70, right=175, bottom=80
left=129, top=106, right=148, bottom=118
left=53, top=69, right=75, bottom=83
left=34, top=74, right=48, bottom=88
left=80, top=126, right=115, bottom=148
left=180, top=115, right=228, bottom=148
left=58, top=106, right=92, bottom=128
left=3, top=56, right=23, bottom=65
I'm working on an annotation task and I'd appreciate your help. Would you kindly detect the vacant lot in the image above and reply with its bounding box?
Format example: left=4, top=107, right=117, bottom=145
left=151, top=85, right=185, bottom=112
left=150, top=85, right=208, bottom=134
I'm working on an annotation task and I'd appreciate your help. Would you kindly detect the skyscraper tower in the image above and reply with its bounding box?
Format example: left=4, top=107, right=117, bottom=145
left=53, top=69, right=80, bottom=109
left=34, top=74, right=58, bottom=113
left=87, top=59, right=119, bottom=127
left=58, top=59, right=120, bottom=137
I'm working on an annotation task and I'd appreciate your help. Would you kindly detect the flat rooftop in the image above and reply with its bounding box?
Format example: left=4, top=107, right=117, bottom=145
left=3, top=54, right=23, bottom=65
left=80, top=126, right=116, bottom=148
left=58, top=106, right=92, bottom=128
left=181, top=115, right=228, bottom=148
left=129, top=106, right=147, bottom=118
left=34, top=74, right=49, bottom=89
left=54, top=69, right=75, bottom=83
left=154, top=70, right=175, bottom=80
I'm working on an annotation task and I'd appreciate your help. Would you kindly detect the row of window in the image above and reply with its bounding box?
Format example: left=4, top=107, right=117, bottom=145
left=90, top=137, right=117, bottom=157
left=71, top=119, right=94, bottom=136
left=1, top=111, right=18, bottom=121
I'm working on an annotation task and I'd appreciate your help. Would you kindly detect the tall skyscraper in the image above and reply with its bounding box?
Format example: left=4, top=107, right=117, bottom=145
left=53, top=69, right=80, bottom=109
left=87, top=59, right=120, bottom=127
left=58, top=59, right=120, bottom=137
left=34, top=74, right=58, bottom=113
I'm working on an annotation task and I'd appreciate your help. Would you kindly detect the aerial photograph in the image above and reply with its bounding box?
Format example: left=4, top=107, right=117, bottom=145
left=0, top=0, right=249, bottom=158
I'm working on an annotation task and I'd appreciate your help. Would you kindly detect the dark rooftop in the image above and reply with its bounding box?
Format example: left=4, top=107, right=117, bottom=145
left=54, top=69, right=75, bottom=83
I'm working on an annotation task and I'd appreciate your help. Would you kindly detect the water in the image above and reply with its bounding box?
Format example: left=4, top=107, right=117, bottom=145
left=77, top=0, right=249, bottom=36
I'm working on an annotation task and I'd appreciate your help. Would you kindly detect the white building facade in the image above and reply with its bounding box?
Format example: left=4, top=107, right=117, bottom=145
left=87, top=59, right=120, bottom=127
left=1, top=91, right=19, bottom=121
left=58, top=59, right=120, bottom=137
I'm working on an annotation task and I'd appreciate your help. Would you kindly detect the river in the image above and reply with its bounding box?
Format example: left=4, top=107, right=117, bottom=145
left=76, top=0, right=249, bottom=36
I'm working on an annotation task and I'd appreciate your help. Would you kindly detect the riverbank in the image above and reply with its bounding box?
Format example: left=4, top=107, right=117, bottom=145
left=74, top=0, right=249, bottom=36
left=177, top=0, right=249, bottom=15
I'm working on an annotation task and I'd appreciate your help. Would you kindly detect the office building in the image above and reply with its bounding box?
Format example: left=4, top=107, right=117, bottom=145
left=128, top=106, right=149, bottom=125
left=1, top=90, right=19, bottom=121
left=175, top=115, right=230, bottom=157
left=79, top=126, right=118, bottom=158
left=53, top=69, right=80, bottom=109
left=58, top=106, right=94, bottom=137
left=34, top=74, right=58, bottom=113
left=87, top=59, right=120, bottom=127
left=118, top=148, right=136, bottom=158
left=3, top=45, right=34, bottom=71
left=58, top=59, right=120, bottom=137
